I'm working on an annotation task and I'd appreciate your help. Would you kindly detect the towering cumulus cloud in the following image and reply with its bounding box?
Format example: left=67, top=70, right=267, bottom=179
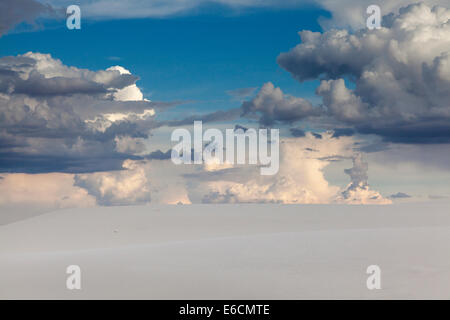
left=336, top=154, right=391, bottom=204
left=316, top=0, right=442, bottom=29
left=0, top=52, right=172, bottom=173
left=201, top=133, right=390, bottom=204
left=278, top=3, right=450, bottom=143
left=74, top=160, right=151, bottom=206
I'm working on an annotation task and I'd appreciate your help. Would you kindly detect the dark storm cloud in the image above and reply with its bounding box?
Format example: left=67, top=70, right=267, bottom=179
left=0, top=52, right=184, bottom=173
left=332, top=128, right=355, bottom=138
left=47, top=95, right=180, bottom=121
left=241, top=82, right=322, bottom=126
left=160, top=81, right=323, bottom=129
left=290, top=128, right=305, bottom=137
left=358, top=122, right=450, bottom=144
left=0, top=0, right=60, bottom=36
left=389, top=192, right=411, bottom=199
left=355, top=142, right=390, bottom=153
left=145, top=149, right=172, bottom=160
left=234, top=124, right=248, bottom=132
left=12, top=75, right=109, bottom=96
left=0, top=54, right=139, bottom=97
left=0, top=150, right=136, bottom=174
left=277, top=3, right=450, bottom=143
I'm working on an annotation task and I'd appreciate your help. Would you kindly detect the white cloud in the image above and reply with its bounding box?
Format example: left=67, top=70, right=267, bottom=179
left=316, top=0, right=442, bottom=29
left=278, top=3, right=450, bottom=143
left=106, top=66, right=146, bottom=102
left=74, top=160, right=151, bottom=206
left=0, top=173, right=96, bottom=209
left=202, top=133, right=389, bottom=204
left=336, top=154, right=391, bottom=204
left=74, top=159, right=192, bottom=205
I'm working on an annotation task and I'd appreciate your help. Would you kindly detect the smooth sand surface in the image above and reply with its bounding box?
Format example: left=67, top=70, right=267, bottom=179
left=1, top=203, right=449, bottom=299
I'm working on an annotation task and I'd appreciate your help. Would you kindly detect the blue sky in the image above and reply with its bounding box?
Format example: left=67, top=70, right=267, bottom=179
left=0, top=6, right=327, bottom=118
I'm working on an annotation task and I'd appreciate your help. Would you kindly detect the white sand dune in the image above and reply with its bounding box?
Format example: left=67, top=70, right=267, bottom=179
left=1, top=203, right=450, bottom=299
